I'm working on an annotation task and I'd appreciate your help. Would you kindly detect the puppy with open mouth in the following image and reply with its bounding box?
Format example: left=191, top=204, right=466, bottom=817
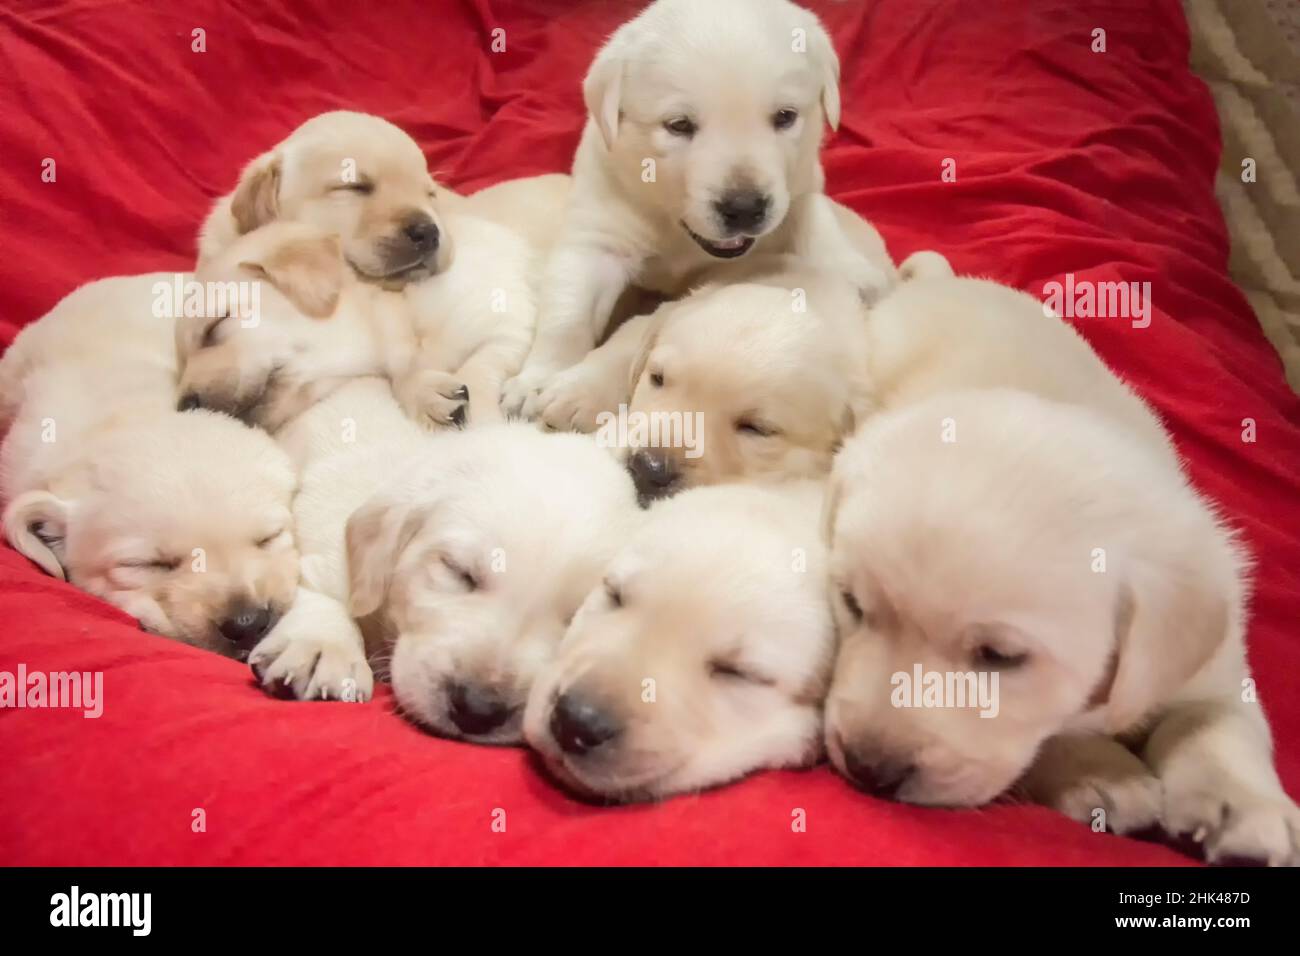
left=502, top=0, right=895, bottom=418
left=524, top=480, right=834, bottom=801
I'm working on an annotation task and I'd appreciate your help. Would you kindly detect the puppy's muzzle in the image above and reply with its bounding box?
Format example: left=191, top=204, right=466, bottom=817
left=217, top=602, right=279, bottom=658
left=400, top=212, right=440, bottom=256
left=627, top=450, right=678, bottom=506
left=549, top=692, right=620, bottom=756
left=713, top=189, right=770, bottom=235
left=840, top=741, right=915, bottom=800
left=446, top=679, right=513, bottom=736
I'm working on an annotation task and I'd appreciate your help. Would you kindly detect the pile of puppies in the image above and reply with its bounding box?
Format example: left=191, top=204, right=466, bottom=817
left=1, top=0, right=1296, bottom=865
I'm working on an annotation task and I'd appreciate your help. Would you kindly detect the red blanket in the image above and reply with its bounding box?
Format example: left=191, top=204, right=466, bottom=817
left=1, top=0, right=1296, bottom=866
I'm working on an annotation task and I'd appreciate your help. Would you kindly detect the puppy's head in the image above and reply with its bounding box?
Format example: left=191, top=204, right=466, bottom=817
left=586, top=0, right=838, bottom=258
left=346, top=425, right=641, bottom=745
left=208, top=111, right=451, bottom=285
left=622, top=277, right=867, bottom=504
left=823, top=390, right=1240, bottom=807
left=3, top=411, right=299, bottom=658
left=524, top=481, right=834, bottom=801
left=176, top=221, right=378, bottom=431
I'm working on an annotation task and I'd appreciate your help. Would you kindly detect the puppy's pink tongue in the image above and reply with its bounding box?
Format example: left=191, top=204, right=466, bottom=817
left=715, top=237, right=746, bottom=249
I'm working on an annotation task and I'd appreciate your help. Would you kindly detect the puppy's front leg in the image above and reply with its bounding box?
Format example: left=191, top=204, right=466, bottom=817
left=248, top=586, right=375, bottom=702
left=525, top=313, right=654, bottom=431
left=1018, top=733, right=1163, bottom=835
left=501, top=244, right=633, bottom=417
left=1144, top=696, right=1300, bottom=865
left=391, top=336, right=470, bottom=430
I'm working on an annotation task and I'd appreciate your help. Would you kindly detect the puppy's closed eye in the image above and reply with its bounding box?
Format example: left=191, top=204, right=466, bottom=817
left=333, top=180, right=375, bottom=195
left=708, top=659, right=776, bottom=686
left=972, top=645, right=1029, bottom=670
left=256, top=529, right=286, bottom=548
left=200, top=313, right=229, bottom=348
left=839, top=586, right=864, bottom=624
left=119, top=556, right=182, bottom=572
left=604, top=578, right=623, bottom=608
left=736, top=418, right=777, bottom=437
left=442, top=556, right=479, bottom=592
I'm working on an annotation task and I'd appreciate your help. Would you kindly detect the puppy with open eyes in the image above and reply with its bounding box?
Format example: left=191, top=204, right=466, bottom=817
left=344, top=425, right=642, bottom=743
left=502, top=0, right=895, bottom=417
left=825, top=389, right=1300, bottom=866
left=197, top=110, right=567, bottom=426
left=0, top=276, right=298, bottom=658
left=524, top=480, right=834, bottom=801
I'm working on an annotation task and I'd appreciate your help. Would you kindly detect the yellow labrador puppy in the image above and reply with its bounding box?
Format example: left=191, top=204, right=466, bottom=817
left=524, top=480, right=833, bottom=800
left=198, top=110, right=565, bottom=425
left=245, top=377, right=426, bottom=701
left=538, top=268, right=873, bottom=503
left=503, top=0, right=894, bottom=416
left=825, top=389, right=1299, bottom=866
left=179, top=215, right=544, bottom=429
left=345, top=425, right=642, bottom=743
left=0, top=276, right=298, bottom=657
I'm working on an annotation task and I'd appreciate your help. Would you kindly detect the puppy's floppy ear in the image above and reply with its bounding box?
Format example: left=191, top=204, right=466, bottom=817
left=240, top=233, right=344, bottom=319
left=1101, top=557, right=1235, bottom=733
left=806, top=18, right=841, bottom=131
left=3, top=490, right=71, bottom=580
left=583, top=37, right=626, bottom=150
left=345, top=489, right=429, bottom=618
left=230, top=153, right=282, bottom=235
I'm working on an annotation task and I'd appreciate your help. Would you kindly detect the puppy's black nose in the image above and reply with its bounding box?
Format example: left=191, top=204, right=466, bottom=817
left=402, top=214, right=440, bottom=253
left=550, top=693, right=619, bottom=756
left=218, top=604, right=276, bottom=651
left=713, top=189, right=769, bottom=233
left=627, top=450, right=677, bottom=503
left=177, top=392, right=203, bottom=412
left=446, top=681, right=512, bottom=736
left=843, top=750, right=914, bottom=800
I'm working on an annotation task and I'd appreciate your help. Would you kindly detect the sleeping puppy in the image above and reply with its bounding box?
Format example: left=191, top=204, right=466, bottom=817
left=178, top=217, right=537, bottom=430
left=245, top=378, right=427, bottom=701
left=502, top=0, right=894, bottom=415
left=197, top=110, right=452, bottom=284
left=345, top=425, right=641, bottom=743
left=197, top=111, right=561, bottom=425
left=0, top=276, right=298, bottom=657
left=825, top=390, right=1300, bottom=866
left=530, top=267, right=875, bottom=504
left=858, top=272, right=1173, bottom=455
left=525, top=480, right=834, bottom=801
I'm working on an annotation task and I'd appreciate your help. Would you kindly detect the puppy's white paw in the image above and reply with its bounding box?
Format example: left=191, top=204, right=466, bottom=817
left=501, top=363, right=559, bottom=420
left=1164, top=786, right=1300, bottom=866
left=528, top=362, right=622, bottom=432
left=248, top=618, right=373, bottom=703
left=399, top=370, right=469, bottom=429
left=1052, top=772, right=1164, bottom=836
